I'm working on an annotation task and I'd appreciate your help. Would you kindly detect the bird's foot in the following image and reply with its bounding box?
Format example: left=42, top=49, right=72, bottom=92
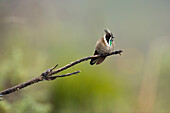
left=100, top=53, right=108, bottom=56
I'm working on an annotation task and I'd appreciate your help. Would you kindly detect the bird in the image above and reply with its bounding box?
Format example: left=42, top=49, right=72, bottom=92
left=90, top=28, right=115, bottom=65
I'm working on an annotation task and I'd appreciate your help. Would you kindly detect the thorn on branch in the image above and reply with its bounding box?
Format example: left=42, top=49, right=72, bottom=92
left=50, top=64, right=58, bottom=72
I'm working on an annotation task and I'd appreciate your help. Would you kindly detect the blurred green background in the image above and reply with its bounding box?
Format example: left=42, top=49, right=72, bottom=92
left=0, top=0, right=170, bottom=113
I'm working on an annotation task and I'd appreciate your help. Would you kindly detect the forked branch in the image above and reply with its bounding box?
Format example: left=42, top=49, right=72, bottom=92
left=0, top=50, right=122, bottom=96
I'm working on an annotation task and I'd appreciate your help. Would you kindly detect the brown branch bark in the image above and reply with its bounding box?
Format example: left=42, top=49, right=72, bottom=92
left=0, top=50, right=122, bottom=96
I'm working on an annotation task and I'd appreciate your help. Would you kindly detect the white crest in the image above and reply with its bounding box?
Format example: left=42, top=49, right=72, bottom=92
left=104, top=28, right=111, bottom=34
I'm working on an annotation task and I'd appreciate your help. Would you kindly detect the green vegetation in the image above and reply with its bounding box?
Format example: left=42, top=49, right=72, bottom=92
left=0, top=1, right=170, bottom=113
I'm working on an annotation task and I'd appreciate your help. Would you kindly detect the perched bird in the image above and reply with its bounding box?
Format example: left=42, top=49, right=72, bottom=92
left=90, top=28, right=115, bottom=65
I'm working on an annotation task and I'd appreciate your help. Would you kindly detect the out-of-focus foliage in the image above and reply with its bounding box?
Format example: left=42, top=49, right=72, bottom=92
left=0, top=0, right=170, bottom=113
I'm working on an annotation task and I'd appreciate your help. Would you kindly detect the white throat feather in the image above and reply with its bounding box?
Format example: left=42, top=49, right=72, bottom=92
left=103, top=34, right=110, bottom=47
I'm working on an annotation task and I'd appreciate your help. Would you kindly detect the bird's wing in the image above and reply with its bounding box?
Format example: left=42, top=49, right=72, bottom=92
left=96, top=57, right=106, bottom=65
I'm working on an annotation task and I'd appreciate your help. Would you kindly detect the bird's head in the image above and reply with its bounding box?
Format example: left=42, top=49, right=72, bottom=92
left=104, top=28, right=115, bottom=45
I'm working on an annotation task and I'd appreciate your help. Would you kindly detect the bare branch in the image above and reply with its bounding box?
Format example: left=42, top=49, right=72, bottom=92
left=49, top=71, right=81, bottom=80
left=51, top=50, right=123, bottom=75
left=0, top=50, right=122, bottom=96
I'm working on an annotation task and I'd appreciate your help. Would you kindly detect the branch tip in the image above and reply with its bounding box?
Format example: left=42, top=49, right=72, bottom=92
left=51, top=64, right=58, bottom=71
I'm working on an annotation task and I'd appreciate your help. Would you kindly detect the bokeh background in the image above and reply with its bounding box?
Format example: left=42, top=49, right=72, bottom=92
left=0, top=0, right=170, bottom=113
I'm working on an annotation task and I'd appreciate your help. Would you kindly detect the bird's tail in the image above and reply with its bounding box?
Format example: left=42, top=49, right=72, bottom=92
left=96, top=56, right=106, bottom=65
left=90, top=57, right=98, bottom=65
left=90, top=56, right=106, bottom=65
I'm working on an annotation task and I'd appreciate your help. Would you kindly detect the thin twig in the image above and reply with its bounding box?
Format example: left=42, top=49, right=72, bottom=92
left=49, top=71, right=80, bottom=80
left=51, top=50, right=123, bottom=75
left=0, top=50, right=122, bottom=96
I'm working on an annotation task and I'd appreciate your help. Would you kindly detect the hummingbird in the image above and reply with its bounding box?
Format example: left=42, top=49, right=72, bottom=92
left=90, top=28, right=115, bottom=65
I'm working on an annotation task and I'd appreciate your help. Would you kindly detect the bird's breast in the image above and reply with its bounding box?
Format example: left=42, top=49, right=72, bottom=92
left=95, top=39, right=114, bottom=54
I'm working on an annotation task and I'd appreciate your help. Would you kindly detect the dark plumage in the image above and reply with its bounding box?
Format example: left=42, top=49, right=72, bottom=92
left=90, top=28, right=115, bottom=65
